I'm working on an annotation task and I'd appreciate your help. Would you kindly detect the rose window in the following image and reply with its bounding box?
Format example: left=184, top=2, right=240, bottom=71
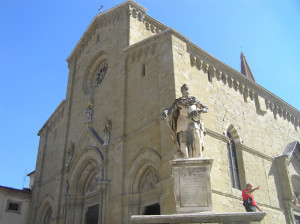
left=93, top=63, right=108, bottom=88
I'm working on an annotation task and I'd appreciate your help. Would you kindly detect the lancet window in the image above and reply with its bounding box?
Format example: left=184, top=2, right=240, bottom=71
left=227, top=131, right=241, bottom=190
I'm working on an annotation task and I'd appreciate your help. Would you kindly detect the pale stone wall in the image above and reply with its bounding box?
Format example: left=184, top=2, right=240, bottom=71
left=0, top=187, right=31, bottom=224
left=29, top=4, right=131, bottom=223
left=123, top=31, right=177, bottom=220
left=171, top=33, right=300, bottom=223
left=27, top=100, right=67, bottom=224
left=61, top=8, right=129, bottom=224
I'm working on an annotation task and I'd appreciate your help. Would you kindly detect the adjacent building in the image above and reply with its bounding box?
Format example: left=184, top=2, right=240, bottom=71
left=0, top=186, right=31, bottom=224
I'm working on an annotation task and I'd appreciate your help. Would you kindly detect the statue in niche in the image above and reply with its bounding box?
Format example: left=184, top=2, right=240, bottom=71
left=85, top=98, right=94, bottom=124
left=65, top=142, right=75, bottom=169
left=294, top=192, right=300, bottom=205
left=163, top=84, right=208, bottom=158
left=86, top=175, right=98, bottom=195
left=96, top=165, right=104, bottom=182
left=103, top=119, right=112, bottom=146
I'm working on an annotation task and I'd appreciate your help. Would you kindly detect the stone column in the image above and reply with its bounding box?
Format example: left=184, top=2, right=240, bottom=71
left=98, top=181, right=109, bottom=224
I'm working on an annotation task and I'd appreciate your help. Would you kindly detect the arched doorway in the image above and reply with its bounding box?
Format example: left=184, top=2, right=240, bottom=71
left=65, top=146, right=106, bottom=224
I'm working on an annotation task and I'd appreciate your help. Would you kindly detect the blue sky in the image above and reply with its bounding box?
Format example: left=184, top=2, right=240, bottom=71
left=1, top=0, right=299, bottom=189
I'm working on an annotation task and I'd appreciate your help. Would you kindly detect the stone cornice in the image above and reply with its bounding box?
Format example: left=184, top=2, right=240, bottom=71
left=122, top=29, right=299, bottom=131
left=143, top=14, right=168, bottom=34
left=187, top=42, right=300, bottom=128
left=38, top=100, right=66, bottom=136
left=123, top=29, right=170, bottom=59
left=123, top=28, right=187, bottom=59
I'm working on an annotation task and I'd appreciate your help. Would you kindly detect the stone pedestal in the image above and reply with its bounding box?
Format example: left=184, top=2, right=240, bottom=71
left=132, top=158, right=267, bottom=224
left=131, top=212, right=267, bottom=224
left=171, top=158, right=213, bottom=213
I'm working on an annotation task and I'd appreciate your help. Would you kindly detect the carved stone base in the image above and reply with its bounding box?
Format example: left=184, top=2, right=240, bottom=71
left=171, top=158, right=213, bottom=213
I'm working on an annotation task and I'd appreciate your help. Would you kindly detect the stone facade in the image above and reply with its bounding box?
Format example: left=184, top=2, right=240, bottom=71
left=27, top=1, right=300, bottom=224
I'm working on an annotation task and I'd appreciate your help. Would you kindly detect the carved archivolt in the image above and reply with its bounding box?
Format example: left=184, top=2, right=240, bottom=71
left=36, top=196, right=54, bottom=224
left=85, top=173, right=99, bottom=195
left=40, top=204, right=52, bottom=224
left=67, top=145, right=105, bottom=196
left=125, top=148, right=161, bottom=193
left=139, top=167, right=159, bottom=192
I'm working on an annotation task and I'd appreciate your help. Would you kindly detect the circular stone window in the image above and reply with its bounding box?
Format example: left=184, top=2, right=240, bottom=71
left=83, top=53, right=108, bottom=94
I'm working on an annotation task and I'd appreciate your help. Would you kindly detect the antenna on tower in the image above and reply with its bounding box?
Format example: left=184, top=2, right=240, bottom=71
left=98, top=5, right=104, bottom=13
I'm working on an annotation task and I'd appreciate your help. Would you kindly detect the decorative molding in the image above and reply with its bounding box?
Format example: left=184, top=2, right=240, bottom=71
left=124, top=28, right=183, bottom=61
left=236, top=143, right=273, bottom=162
left=127, top=43, right=157, bottom=62
left=143, top=15, right=167, bottom=34
left=206, top=128, right=273, bottom=162
left=128, top=5, right=145, bottom=21
left=128, top=2, right=167, bottom=34
left=206, top=128, right=228, bottom=143
left=38, top=100, right=66, bottom=135
left=188, top=44, right=300, bottom=128
left=127, top=0, right=147, bottom=16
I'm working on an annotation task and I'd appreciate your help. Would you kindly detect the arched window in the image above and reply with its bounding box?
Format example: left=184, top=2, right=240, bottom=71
left=227, top=131, right=241, bottom=190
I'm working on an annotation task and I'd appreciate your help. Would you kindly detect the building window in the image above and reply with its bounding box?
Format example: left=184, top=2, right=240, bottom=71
left=6, top=199, right=22, bottom=214
left=227, top=131, right=241, bottom=190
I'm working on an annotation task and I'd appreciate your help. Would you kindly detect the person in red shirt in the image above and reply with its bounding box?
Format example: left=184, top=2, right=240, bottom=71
left=242, top=183, right=262, bottom=212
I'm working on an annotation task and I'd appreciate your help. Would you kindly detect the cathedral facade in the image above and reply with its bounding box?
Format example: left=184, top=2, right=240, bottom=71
left=26, top=1, right=300, bottom=224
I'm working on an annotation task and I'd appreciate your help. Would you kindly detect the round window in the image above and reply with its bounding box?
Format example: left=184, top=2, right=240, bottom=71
left=93, top=63, right=108, bottom=88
